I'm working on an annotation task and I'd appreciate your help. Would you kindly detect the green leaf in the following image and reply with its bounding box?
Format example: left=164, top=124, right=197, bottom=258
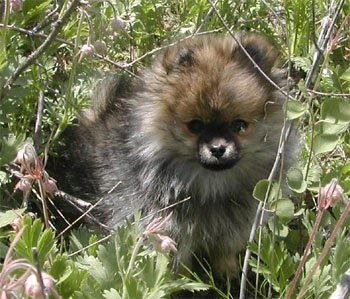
left=340, top=67, right=350, bottom=82
left=37, top=229, right=56, bottom=264
left=103, top=289, right=122, bottom=299
left=316, top=122, right=349, bottom=135
left=253, top=179, right=282, bottom=202
left=313, top=134, right=339, bottom=155
left=0, top=170, right=9, bottom=184
left=286, top=100, right=308, bottom=120
left=320, top=98, right=350, bottom=124
left=0, top=208, right=26, bottom=228
left=0, top=133, right=26, bottom=165
left=14, top=217, right=56, bottom=266
left=268, top=218, right=289, bottom=238
left=287, top=167, right=307, bottom=193
left=0, top=242, right=9, bottom=260
left=253, top=179, right=269, bottom=202
left=77, top=255, right=107, bottom=286
left=271, top=198, right=295, bottom=224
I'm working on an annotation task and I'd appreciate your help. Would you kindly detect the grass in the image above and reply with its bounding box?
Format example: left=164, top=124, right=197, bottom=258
left=1, top=0, right=350, bottom=298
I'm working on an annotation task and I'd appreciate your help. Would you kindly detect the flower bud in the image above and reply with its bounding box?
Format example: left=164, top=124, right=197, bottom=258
left=11, top=0, right=23, bottom=12
left=11, top=215, right=23, bottom=232
left=111, top=17, right=127, bottom=33
left=43, top=178, right=58, bottom=194
left=15, top=144, right=37, bottom=167
left=79, top=44, right=95, bottom=61
left=148, top=233, right=177, bottom=254
left=319, top=179, right=344, bottom=211
left=15, top=178, right=32, bottom=193
left=94, top=40, right=107, bottom=55
left=24, top=272, right=55, bottom=298
left=158, top=235, right=177, bottom=253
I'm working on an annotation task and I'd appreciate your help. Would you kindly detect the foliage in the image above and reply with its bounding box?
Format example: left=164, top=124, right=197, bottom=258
left=0, top=0, right=349, bottom=298
left=0, top=216, right=208, bottom=298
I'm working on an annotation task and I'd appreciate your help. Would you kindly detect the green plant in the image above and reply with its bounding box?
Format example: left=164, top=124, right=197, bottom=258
left=1, top=0, right=350, bottom=298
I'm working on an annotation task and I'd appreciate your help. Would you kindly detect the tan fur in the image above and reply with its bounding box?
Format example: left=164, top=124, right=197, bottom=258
left=55, top=34, right=297, bottom=279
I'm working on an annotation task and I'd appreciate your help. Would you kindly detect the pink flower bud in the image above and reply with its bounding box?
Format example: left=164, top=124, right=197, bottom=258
left=319, top=179, right=344, bottom=211
left=11, top=216, right=23, bottom=232
left=15, top=178, right=32, bottom=193
left=79, top=44, right=95, bottom=61
left=158, top=235, right=177, bottom=253
left=24, top=272, right=55, bottom=298
left=148, top=233, right=177, bottom=254
left=94, top=40, right=107, bottom=55
left=43, top=178, right=58, bottom=194
left=15, top=144, right=37, bottom=167
left=111, top=17, right=127, bottom=33
left=11, top=0, right=22, bottom=12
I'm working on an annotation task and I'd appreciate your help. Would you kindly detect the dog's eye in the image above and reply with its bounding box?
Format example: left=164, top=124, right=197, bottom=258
left=231, top=119, right=248, bottom=133
left=187, top=119, right=204, bottom=134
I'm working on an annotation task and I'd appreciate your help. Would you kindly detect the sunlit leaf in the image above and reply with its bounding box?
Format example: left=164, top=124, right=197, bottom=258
left=287, top=167, right=307, bottom=193
left=286, top=100, right=308, bottom=120
left=271, top=198, right=295, bottom=224
left=320, top=98, right=350, bottom=124
left=340, top=67, right=350, bottom=82
left=0, top=208, right=26, bottom=228
left=313, top=134, right=339, bottom=155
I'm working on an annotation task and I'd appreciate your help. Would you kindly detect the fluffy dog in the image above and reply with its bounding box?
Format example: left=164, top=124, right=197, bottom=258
left=53, top=33, right=297, bottom=278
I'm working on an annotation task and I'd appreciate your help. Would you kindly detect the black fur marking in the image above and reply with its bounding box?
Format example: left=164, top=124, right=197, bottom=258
left=175, top=48, right=194, bottom=68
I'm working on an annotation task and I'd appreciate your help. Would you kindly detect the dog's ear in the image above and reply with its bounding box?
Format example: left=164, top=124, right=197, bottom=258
left=161, top=46, right=195, bottom=74
left=236, top=34, right=279, bottom=74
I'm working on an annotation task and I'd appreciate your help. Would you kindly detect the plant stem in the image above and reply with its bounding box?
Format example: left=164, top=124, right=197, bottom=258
left=297, top=201, right=350, bottom=298
left=285, top=208, right=325, bottom=299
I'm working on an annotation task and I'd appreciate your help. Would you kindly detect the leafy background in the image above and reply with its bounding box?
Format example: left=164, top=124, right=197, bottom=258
left=0, top=0, right=349, bottom=298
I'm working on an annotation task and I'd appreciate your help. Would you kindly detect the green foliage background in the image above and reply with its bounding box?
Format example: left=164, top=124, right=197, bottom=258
left=0, top=0, right=349, bottom=298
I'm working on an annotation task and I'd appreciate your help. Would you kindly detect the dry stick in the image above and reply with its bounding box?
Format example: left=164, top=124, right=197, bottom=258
left=0, top=24, right=138, bottom=79
left=205, top=2, right=293, bottom=298
left=307, top=90, right=350, bottom=98
left=297, top=200, right=350, bottom=299
left=208, top=0, right=296, bottom=101
left=32, top=247, right=48, bottom=299
left=194, top=0, right=219, bottom=34
left=304, top=0, right=345, bottom=89
left=67, top=233, right=112, bottom=258
left=285, top=203, right=325, bottom=299
left=0, top=0, right=81, bottom=101
left=0, top=23, right=75, bottom=46
left=0, top=24, right=221, bottom=80
left=124, top=28, right=223, bottom=68
left=56, top=182, right=121, bottom=238
left=34, top=90, right=44, bottom=151
left=286, top=0, right=346, bottom=297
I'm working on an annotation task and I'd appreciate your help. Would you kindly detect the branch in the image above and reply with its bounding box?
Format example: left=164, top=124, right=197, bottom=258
left=0, top=0, right=81, bottom=101
left=303, top=0, right=346, bottom=89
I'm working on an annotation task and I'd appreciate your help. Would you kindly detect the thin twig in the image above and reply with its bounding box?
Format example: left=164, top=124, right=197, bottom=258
left=56, top=182, right=121, bottom=238
left=297, top=200, right=350, bottom=298
left=303, top=0, right=345, bottom=89
left=0, top=0, right=81, bottom=101
left=194, top=0, right=219, bottom=34
left=285, top=203, right=325, bottom=299
left=206, top=2, right=295, bottom=298
left=208, top=0, right=296, bottom=102
left=307, top=90, right=350, bottom=97
left=124, top=29, right=223, bottom=68
left=34, top=90, right=44, bottom=151
left=32, top=247, right=47, bottom=299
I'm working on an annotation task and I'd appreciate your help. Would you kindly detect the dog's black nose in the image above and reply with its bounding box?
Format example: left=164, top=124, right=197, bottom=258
left=209, top=144, right=226, bottom=158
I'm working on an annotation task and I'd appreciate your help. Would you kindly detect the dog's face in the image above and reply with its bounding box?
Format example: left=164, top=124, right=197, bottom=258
left=138, top=35, right=284, bottom=174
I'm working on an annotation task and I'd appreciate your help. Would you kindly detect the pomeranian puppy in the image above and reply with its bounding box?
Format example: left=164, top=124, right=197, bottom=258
left=53, top=33, right=297, bottom=278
